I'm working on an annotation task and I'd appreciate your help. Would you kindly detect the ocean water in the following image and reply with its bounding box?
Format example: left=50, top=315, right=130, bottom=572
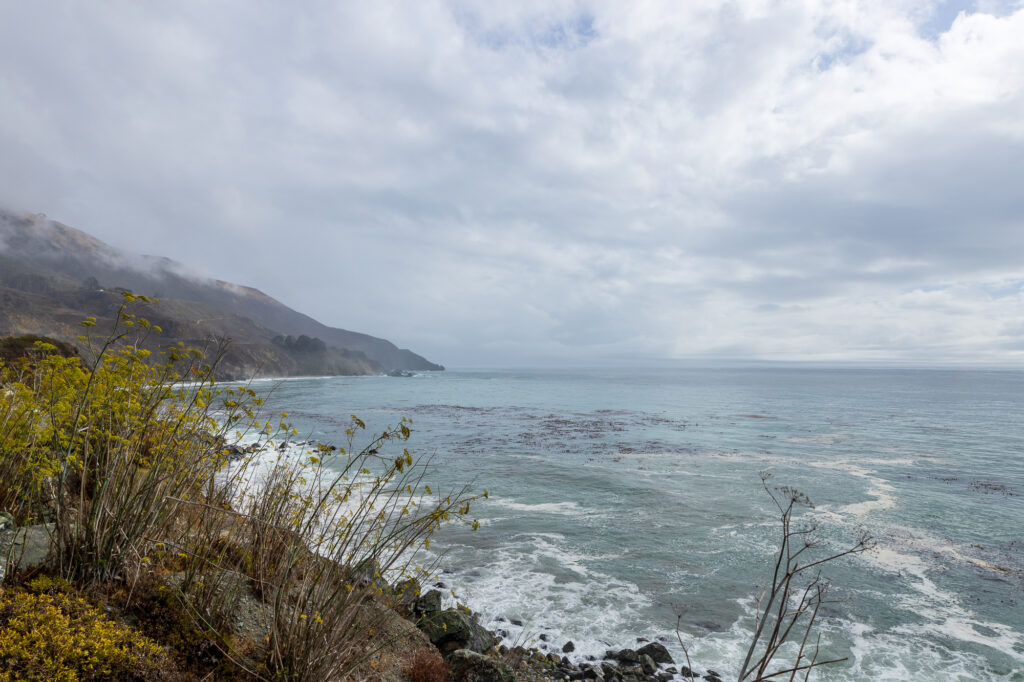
left=240, top=367, right=1024, bottom=681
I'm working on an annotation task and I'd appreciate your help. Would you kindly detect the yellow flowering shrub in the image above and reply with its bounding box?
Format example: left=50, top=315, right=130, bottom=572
left=0, top=294, right=257, bottom=585
left=0, top=294, right=484, bottom=682
left=0, top=577, right=168, bottom=681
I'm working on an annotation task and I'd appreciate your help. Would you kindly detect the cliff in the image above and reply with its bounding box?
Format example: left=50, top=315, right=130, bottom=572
left=0, top=208, right=443, bottom=377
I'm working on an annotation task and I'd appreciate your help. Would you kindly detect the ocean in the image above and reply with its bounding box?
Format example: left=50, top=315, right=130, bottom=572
left=240, top=367, right=1024, bottom=681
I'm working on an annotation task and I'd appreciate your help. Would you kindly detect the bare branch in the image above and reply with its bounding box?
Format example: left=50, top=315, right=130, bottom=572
left=737, top=476, right=872, bottom=682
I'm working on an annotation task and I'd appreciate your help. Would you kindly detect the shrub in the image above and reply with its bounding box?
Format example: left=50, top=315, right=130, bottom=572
left=179, top=416, right=483, bottom=681
left=0, top=293, right=261, bottom=585
left=402, top=647, right=449, bottom=682
left=0, top=294, right=482, bottom=681
left=0, top=575, right=170, bottom=681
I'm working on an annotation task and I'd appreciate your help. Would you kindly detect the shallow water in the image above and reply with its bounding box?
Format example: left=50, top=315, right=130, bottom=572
left=238, top=367, right=1024, bottom=681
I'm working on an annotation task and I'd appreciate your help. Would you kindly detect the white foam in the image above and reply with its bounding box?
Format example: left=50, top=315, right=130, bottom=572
left=490, top=498, right=593, bottom=517
left=808, top=460, right=898, bottom=516
left=435, top=532, right=670, bottom=666
left=854, top=541, right=1024, bottom=668
left=844, top=620, right=1012, bottom=682
left=783, top=434, right=844, bottom=444
left=683, top=591, right=1023, bottom=682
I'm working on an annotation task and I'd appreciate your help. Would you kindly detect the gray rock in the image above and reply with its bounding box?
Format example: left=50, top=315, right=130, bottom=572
left=563, top=640, right=576, bottom=653
left=388, top=577, right=420, bottom=614
left=601, top=662, right=621, bottom=681
left=610, top=648, right=640, bottom=664
left=3, top=524, right=52, bottom=575
left=640, top=654, right=657, bottom=676
left=415, top=588, right=443, bottom=616
left=448, top=649, right=514, bottom=682
left=418, top=608, right=496, bottom=656
left=637, top=641, right=674, bottom=664
left=0, top=512, right=15, bottom=532
left=224, top=444, right=247, bottom=460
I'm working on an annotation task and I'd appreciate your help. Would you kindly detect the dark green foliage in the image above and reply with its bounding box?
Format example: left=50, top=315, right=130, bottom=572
left=271, top=334, right=327, bottom=353
left=0, top=334, right=80, bottom=366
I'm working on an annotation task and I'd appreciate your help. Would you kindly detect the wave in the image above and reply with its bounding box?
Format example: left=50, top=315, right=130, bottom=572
left=489, top=499, right=593, bottom=517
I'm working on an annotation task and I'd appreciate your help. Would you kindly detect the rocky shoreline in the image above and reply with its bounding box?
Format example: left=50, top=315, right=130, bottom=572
left=396, top=576, right=724, bottom=682
left=1, top=514, right=731, bottom=682
left=219, top=438, right=729, bottom=681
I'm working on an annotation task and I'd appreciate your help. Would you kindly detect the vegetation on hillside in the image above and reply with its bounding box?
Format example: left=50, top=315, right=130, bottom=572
left=0, top=293, right=479, bottom=680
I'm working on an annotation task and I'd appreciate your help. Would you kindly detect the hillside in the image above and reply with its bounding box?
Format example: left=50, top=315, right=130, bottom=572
left=0, top=208, right=443, bottom=378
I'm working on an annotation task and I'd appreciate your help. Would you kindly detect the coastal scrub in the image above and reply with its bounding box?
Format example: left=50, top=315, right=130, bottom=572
left=0, top=576, right=168, bottom=681
left=0, top=294, right=482, bottom=680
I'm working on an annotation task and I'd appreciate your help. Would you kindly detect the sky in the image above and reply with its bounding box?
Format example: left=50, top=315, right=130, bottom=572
left=1, top=1, right=1023, bottom=367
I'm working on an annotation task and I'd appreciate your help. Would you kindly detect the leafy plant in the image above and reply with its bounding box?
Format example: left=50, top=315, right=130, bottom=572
left=0, top=293, right=482, bottom=680
left=0, top=576, right=169, bottom=681
left=178, top=417, right=482, bottom=681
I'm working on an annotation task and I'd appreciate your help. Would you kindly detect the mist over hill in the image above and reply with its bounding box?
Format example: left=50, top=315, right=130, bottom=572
left=0, top=208, right=443, bottom=378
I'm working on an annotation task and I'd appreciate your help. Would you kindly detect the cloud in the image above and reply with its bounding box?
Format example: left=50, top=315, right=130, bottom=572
left=0, top=1, right=1022, bottom=365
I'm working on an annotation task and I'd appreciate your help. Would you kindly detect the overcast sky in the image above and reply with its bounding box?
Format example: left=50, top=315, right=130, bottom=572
left=1, top=1, right=1022, bottom=367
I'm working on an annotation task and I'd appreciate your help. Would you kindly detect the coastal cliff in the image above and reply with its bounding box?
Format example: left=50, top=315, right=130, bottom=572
left=0, top=208, right=443, bottom=377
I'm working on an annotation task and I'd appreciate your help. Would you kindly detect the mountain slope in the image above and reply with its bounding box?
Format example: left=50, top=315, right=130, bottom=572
left=0, top=208, right=443, bottom=377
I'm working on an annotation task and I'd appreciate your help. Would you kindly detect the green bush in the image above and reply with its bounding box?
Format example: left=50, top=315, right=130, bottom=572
left=0, top=576, right=169, bottom=681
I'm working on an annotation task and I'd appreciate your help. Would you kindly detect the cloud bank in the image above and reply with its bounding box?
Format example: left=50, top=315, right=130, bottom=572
left=1, top=1, right=1022, bottom=366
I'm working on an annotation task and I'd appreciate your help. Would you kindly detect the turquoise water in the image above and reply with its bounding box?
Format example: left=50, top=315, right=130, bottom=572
left=244, top=368, right=1024, bottom=681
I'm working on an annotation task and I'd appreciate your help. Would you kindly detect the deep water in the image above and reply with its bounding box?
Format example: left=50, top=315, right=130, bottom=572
left=242, top=367, right=1024, bottom=681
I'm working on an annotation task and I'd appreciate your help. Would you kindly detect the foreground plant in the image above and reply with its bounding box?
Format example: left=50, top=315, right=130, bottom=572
left=0, top=575, right=169, bottom=681
left=736, top=473, right=874, bottom=682
left=0, top=294, right=250, bottom=587
left=178, top=415, right=482, bottom=680
left=0, top=292, right=482, bottom=681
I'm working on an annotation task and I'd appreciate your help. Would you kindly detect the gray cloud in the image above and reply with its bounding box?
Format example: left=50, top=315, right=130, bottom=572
left=1, top=1, right=1022, bottom=366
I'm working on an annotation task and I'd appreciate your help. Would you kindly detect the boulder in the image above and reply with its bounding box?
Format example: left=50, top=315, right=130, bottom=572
left=0, top=512, right=15, bottom=532
left=601, top=662, right=622, bottom=681
left=609, top=648, right=640, bottom=664
left=640, top=653, right=657, bottom=675
left=563, top=640, right=576, bottom=653
left=8, top=524, right=51, bottom=570
left=418, top=608, right=496, bottom=656
left=637, top=641, right=674, bottom=664
left=414, top=589, right=443, bottom=617
left=390, top=577, right=421, bottom=617
left=447, top=649, right=514, bottom=682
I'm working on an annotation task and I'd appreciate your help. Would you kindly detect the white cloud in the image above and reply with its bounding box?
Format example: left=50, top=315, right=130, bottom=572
left=0, top=1, right=1022, bottom=365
